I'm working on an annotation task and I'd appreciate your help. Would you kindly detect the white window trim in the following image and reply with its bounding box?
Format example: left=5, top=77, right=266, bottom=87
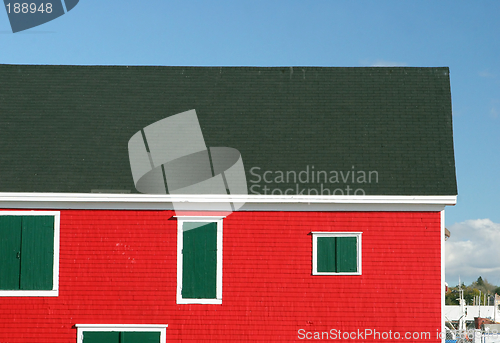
left=0, top=211, right=60, bottom=297
left=75, top=324, right=167, bottom=343
left=176, top=216, right=224, bottom=304
left=311, top=232, right=362, bottom=276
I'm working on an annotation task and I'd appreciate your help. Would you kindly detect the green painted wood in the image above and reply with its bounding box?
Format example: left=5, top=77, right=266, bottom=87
left=316, top=237, right=336, bottom=273
left=182, top=222, right=217, bottom=299
left=0, top=216, right=22, bottom=290
left=82, top=331, right=160, bottom=343
left=121, top=331, right=161, bottom=343
left=83, top=331, right=120, bottom=343
left=336, top=237, right=358, bottom=273
left=20, top=216, right=54, bottom=290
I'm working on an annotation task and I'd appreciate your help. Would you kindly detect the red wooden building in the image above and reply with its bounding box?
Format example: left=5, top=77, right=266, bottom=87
left=0, top=65, right=457, bottom=342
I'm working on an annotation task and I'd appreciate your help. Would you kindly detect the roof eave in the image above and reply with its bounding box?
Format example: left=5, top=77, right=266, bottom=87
left=0, top=193, right=457, bottom=211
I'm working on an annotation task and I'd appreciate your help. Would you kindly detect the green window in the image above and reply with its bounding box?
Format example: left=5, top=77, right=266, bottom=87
left=82, top=331, right=160, bottom=343
left=182, top=222, right=217, bottom=299
left=313, top=233, right=361, bottom=275
left=177, top=218, right=222, bottom=304
left=0, top=215, right=55, bottom=290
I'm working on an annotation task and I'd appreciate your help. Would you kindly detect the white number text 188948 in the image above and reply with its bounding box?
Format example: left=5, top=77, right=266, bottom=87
left=5, top=3, right=53, bottom=14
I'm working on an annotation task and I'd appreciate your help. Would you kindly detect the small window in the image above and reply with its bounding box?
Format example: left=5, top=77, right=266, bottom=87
left=312, top=232, right=361, bottom=275
left=176, top=217, right=223, bottom=304
left=0, top=211, right=60, bottom=296
left=75, top=325, right=167, bottom=343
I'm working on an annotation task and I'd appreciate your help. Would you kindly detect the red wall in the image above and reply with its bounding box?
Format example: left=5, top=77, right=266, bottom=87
left=0, top=210, right=442, bottom=342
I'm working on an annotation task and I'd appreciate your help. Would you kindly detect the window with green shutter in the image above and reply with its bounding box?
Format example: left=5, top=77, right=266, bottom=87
left=177, top=217, right=223, bottom=304
left=0, top=212, right=59, bottom=296
left=312, top=232, right=361, bottom=275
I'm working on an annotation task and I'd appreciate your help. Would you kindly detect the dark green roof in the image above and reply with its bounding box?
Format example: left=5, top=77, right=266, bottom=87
left=0, top=65, right=457, bottom=196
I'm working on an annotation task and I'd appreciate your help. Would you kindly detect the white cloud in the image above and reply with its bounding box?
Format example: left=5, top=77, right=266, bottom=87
left=446, top=219, right=500, bottom=286
left=369, top=60, right=408, bottom=67
left=359, top=59, right=408, bottom=67
left=490, top=100, right=499, bottom=119
left=479, top=70, right=495, bottom=78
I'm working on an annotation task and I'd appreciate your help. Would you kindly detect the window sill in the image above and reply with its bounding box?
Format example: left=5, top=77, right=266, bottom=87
left=0, top=289, right=58, bottom=297
left=177, top=298, right=222, bottom=305
left=312, top=272, right=362, bottom=276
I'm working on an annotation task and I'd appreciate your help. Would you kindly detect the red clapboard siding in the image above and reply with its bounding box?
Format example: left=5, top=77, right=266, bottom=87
left=0, top=210, right=442, bottom=342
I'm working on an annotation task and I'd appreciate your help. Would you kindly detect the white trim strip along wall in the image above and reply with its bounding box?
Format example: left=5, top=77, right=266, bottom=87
left=176, top=217, right=223, bottom=305
left=75, top=324, right=167, bottom=343
left=441, top=210, right=446, bottom=343
left=0, top=211, right=60, bottom=297
left=0, top=193, right=457, bottom=211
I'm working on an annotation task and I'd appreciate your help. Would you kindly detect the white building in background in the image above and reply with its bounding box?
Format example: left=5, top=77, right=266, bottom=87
left=446, top=306, right=500, bottom=323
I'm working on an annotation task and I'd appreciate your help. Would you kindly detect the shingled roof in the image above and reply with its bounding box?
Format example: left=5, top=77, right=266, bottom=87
left=0, top=65, right=457, bottom=196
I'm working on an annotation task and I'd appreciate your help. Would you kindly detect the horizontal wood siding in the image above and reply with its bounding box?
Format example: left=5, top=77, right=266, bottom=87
left=0, top=210, right=442, bottom=342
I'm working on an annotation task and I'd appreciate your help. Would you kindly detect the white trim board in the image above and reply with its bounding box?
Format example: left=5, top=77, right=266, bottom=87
left=441, top=210, right=446, bottom=343
left=0, top=193, right=457, bottom=211
left=0, top=211, right=60, bottom=297
left=75, top=324, right=167, bottom=343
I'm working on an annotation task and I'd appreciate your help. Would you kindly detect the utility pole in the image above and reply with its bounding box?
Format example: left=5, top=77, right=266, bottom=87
left=495, top=294, right=498, bottom=323
left=479, top=290, right=482, bottom=317
left=458, top=278, right=466, bottom=332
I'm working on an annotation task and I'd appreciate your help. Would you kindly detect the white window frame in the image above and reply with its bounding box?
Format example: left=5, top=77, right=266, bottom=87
left=75, top=324, right=167, bottom=343
left=176, top=216, right=224, bottom=305
left=311, top=232, right=362, bottom=276
left=0, top=211, right=60, bottom=297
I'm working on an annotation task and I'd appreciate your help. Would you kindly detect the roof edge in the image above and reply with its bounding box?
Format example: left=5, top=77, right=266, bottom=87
left=0, top=193, right=457, bottom=211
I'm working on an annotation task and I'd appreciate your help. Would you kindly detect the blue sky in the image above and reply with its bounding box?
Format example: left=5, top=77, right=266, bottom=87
left=1, top=1, right=499, bottom=286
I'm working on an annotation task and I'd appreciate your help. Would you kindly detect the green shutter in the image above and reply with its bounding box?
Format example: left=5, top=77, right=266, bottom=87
left=121, top=331, right=161, bottom=343
left=317, top=237, right=336, bottom=273
left=317, top=236, right=358, bottom=273
left=20, top=216, right=54, bottom=290
left=336, top=237, right=357, bottom=273
left=83, top=331, right=120, bottom=343
left=182, top=222, right=217, bottom=299
left=83, top=331, right=160, bottom=343
left=0, top=216, right=22, bottom=289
